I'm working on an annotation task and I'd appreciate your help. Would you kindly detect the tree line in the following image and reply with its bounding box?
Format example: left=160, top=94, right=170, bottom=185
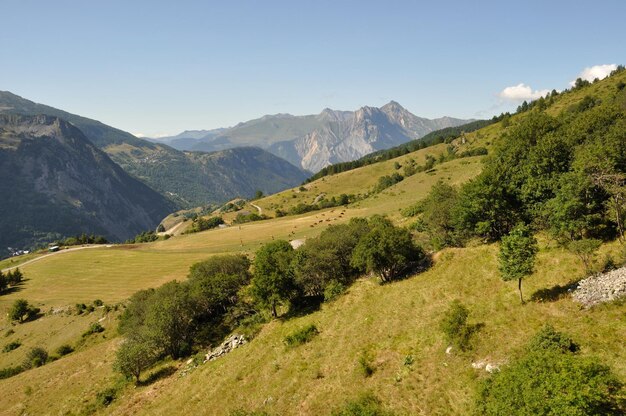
left=115, top=216, right=427, bottom=381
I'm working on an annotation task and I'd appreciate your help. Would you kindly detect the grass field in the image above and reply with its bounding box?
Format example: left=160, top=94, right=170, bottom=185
left=103, top=240, right=625, bottom=416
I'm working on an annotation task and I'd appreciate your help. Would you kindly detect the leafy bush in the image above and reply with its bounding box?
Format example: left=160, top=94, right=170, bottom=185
left=476, top=327, right=624, bottom=415
left=2, top=341, right=21, bottom=353
left=114, top=337, right=159, bottom=382
left=332, top=393, right=395, bottom=416
left=185, top=216, right=224, bottom=233
left=82, top=322, right=104, bottom=337
left=0, top=366, right=23, bottom=379
left=358, top=352, right=375, bottom=378
left=568, top=238, right=602, bottom=274
left=323, top=280, right=346, bottom=302
left=232, top=212, right=269, bottom=224
left=96, top=387, right=118, bottom=406
left=125, top=230, right=159, bottom=244
left=284, top=324, right=319, bottom=347
left=23, top=347, right=48, bottom=368
left=56, top=344, right=74, bottom=356
left=8, top=299, right=40, bottom=323
left=373, top=173, right=403, bottom=193
left=439, top=300, right=482, bottom=352
left=351, top=216, right=427, bottom=282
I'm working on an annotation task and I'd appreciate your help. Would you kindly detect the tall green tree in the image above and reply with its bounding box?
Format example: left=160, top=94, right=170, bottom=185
left=417, top=180, right=460, bottom=248
left=499, top=224, right=538, bottom=304
left=114, top=337, right=159, bottom=383
left=351, top=216, right=426, bottom=282
left=250, top=240, right=295, bottom=317
left=144, top=281, right=196, bottom=358
left=291, top=219, right=369, bottom=296
left=9, top=299, right=31, bottom=322
left=188, top=258, right=251, bottom=316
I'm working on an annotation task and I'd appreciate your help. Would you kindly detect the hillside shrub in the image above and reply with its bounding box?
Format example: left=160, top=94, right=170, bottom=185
left=476, top=327, right=624, bottom=415
left=351, top=216, right=427, bottom=282
left=284, top=324, right=319, bottom=347
left=56, top=344, right=74, bottom=356
left=96, top=387, right=117, bottom=406
left=567, top=238, right=602, bottom=274
left=323, top=280, right=346, bottom=302
left=185, top=216, right=224, bottom=233
left=233, top=212, right=269, bottom=224
left=2, top=341, right=21, bottom=353
left=439, top=300, right=482, bottom=352
left=0, top=366, right=23, bottom=379
left=332, top=393, right=395, bottom=416
left=8, top=299, right=40, bottom=323
left=23, top=347, right=48, bottom=368
left=373, top=173, right=403, bottom=193
left=82, top=322, right=104, bottom=337
left=358, top=352, right=375, bottom=378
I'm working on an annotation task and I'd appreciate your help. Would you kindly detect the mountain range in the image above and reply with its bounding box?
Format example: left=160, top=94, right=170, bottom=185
left=150, top=102, right=470, bottom=172
left=0, top=91, right=309, bottom=208
left=0, top=114, right=174, bottom=249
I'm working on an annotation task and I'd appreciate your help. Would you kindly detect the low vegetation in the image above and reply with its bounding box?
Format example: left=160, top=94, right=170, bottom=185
left=283, top=324, right=319, bottom=347
left=184, top=216, right=224, bottom=234
left=476, top=326, right=624, bottom=415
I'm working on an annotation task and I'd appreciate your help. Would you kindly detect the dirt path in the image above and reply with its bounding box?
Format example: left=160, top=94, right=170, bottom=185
left=158, top=220, right=187, bottom=237
left=1, top=245, right=111, bottom=273
left=249, top=202, right=263, bottom=215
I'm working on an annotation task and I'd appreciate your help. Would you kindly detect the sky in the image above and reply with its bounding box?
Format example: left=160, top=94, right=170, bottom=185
left=1, top=0, right=624, bottom=137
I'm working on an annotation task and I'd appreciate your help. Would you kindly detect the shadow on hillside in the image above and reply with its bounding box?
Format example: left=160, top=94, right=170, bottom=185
left=282, top=295, right=324, bottom=320
left=2, top=279, right=29, bottom=295
left=531, top=280, right=579, bottom=303
left=139, top=365, right=177, bottom=386
left=379, top=256, right=433, bottom=285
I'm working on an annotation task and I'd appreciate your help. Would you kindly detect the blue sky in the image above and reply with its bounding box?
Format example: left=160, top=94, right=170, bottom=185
left=2, top=0, right=624, bottom=136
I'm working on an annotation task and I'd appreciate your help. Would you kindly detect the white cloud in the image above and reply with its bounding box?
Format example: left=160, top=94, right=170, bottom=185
left=569, top=64, right=617, bottom=86
left=498, top=83, right=550, bottom=102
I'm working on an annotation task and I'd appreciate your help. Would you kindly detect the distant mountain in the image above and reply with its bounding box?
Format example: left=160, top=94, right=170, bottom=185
left=0, top=91, right=308, bottom=208
left=0, top=114, right=175, bottom=249
left=155, top=102, right=470, bottom=172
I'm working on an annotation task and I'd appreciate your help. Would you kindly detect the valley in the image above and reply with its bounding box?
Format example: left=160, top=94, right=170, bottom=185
left=0, top=68, right=625, bottom=415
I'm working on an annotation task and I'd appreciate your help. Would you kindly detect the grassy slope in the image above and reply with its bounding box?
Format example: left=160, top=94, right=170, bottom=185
left=1, top=71, right=625, bottom=415
left=105, top=241, right=625, bottom=416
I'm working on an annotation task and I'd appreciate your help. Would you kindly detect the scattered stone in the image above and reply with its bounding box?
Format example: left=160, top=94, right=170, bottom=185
left=204, top=334, right=247, bottom=362
left=289, top=239, right=306, bottom=249
left=485, top=363, right=500, bottom=373
left=572, top=266, right=626, bottom=307
left=472, top=359, right=504, bottom=373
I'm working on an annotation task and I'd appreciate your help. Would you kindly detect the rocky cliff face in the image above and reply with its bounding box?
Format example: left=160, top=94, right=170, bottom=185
left=0, top=114, right=175, bottom=249
left=0, top=91, right=308, bottom=208
left=270, top=102, right=469, bottom=172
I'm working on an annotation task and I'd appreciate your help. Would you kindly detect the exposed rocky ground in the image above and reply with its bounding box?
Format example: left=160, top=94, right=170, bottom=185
left=572, top=266, right=626, bottom=307
left=205, top=334, right=247, bottom=362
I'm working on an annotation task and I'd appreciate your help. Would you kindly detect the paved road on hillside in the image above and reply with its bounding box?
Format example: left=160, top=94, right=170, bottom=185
left=1, top=245, right=111, bottom=273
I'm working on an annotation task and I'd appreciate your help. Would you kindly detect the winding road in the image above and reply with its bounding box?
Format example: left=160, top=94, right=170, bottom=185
left=1, top=245, right=111, bottom=273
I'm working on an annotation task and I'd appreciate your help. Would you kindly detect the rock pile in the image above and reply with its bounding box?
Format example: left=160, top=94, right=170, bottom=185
left=471, top=360, right=502, bottom=373
left=204, top=334, right=247, bottom=362
left=572, top=267, right=626, bottom=307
